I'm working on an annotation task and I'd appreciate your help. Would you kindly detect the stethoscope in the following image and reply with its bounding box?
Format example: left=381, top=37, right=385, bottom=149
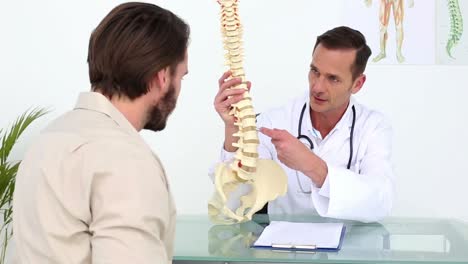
left=296, top=102, right=356, bottom=194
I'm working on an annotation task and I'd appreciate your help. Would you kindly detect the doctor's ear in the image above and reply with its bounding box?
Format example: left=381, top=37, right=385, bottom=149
left=351, top=74, right=366, bottom=94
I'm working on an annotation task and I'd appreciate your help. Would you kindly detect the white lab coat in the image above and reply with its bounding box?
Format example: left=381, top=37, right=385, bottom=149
left=217, top=92, right=395, bottom=223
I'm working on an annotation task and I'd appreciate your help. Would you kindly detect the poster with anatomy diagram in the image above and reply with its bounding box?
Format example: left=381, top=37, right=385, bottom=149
left=341, top=0, right=468, bottom=65
left=342, top=0, right=436, bottom=65
left=436, top=0, right=468, bottom=64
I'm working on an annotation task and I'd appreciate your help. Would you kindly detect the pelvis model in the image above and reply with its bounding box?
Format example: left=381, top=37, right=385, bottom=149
left=208, top=0, right=288, bottom=224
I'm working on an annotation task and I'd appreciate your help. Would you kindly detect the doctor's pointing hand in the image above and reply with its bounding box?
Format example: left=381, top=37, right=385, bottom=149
left=259, top=127, right=328, bottom=188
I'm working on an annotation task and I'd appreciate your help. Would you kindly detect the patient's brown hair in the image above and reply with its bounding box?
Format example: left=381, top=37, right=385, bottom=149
left=88, top=2, right=190, bottom=99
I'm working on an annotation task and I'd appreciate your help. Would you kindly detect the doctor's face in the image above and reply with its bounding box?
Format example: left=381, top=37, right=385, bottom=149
left=308, top=44, right=365, bottom=115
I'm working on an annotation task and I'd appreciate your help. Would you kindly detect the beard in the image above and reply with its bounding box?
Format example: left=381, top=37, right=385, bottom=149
left=144, top=82, right=177, bottom=132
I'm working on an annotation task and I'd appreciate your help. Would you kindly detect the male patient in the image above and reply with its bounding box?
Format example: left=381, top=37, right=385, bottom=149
left=13, top=2, right=189, bottom=263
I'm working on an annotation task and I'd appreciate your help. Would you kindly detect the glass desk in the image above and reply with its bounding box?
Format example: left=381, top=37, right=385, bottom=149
left=173, top=214, right=468, bottom=264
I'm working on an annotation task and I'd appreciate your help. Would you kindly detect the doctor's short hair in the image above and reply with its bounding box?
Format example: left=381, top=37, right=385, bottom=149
left=87, top=2, right=190, bottom=100
left=313, top=26, right=371, bottom=80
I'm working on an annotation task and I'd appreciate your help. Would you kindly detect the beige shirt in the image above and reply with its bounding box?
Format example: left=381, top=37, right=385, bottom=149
left=13, top=92, right=176, bottom=264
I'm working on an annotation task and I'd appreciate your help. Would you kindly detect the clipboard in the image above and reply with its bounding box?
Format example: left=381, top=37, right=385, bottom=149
left=251, top=222, right=346, bottom=252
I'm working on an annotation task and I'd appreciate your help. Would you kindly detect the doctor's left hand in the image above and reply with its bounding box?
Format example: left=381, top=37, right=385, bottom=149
left=259, top=127, right=327, bottom=187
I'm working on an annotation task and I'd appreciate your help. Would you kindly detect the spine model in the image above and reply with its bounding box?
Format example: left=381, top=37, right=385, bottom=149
left=220, top=0, right=259, bottom=180
left=209, top=0, right=287, bottom=224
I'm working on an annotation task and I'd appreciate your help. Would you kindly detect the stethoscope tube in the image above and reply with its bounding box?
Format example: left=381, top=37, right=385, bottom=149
left=297, top=102, right=356, bottom=170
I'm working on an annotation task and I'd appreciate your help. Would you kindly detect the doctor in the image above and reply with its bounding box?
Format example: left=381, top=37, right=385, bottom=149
left=214, top=26, right=394, bottom=223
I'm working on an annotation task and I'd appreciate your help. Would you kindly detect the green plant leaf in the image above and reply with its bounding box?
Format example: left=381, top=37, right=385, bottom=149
left=0, top=107, right=48, bottom=263
left=0, top=162, right=19, bottom=211
left=0, top=107, right=49, bottom=165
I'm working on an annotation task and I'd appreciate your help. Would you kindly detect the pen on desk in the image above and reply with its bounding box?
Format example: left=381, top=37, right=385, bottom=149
left=271, top=244, right=293, bottom=249
left=271, top=244, right=317, bottom=250
left=294, top=245, right=317, bottom=250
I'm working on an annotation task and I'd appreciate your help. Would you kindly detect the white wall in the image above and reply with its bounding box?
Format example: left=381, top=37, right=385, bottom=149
left=1, top=0, right=467, bottom=224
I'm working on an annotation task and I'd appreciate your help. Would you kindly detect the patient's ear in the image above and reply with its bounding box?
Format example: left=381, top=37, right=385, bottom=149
left=148, top=66, right=170, bottom=99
